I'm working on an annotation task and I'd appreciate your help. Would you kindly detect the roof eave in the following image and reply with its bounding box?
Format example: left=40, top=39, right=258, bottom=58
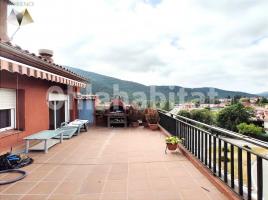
left=0, top=41, right=88, bottom=83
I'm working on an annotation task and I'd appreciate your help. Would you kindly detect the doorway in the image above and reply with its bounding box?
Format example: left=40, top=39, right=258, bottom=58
left=48, top=93, right=70, bottom=130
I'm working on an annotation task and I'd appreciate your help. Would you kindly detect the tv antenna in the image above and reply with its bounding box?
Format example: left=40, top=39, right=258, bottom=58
left=7, top=7, right=34, bottom=41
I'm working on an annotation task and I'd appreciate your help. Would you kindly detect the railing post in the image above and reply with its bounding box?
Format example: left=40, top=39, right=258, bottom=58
left=247, top=152, right=252, bottom=200
left=198, top=130, right=201, bottom=159
left=175, top=119, right=178, bottom=137
left=238, top=148, right=243, bottom=196
left=191, top=127, right=194, bottom=154
left=213, top=136, right=217, bottom=174
left=218, top=139, right=222, bottom=178
left=194, top=128, right=197, bottom=157
left=208, top=135, right=212, bottom=169
left=201, top=132, right=204, bottom=163
left=188, top=126, right=191, bottom=152
left=204, top=133, right=208, bottom=166
left=179, top=121, right=182, bottom=138
left=230, top=144, right=235, bottom=188
left=257, top=156, right=263, bottom=200
left=223, top=142, right=228, bottom=183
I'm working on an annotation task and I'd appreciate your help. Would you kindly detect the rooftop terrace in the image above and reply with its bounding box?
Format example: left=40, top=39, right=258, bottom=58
left=0, top=127, right=227, bottom=200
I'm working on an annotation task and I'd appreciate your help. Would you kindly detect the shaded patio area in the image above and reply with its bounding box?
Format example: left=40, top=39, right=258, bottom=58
left=0, top=127, right=228, bottom=200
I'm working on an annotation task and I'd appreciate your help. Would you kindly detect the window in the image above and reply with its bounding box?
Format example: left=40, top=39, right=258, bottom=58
left=0, top=109, right=11, bottom=128
left=0, top=109, right=15, bottom=132
left=0, top=89, right=16, bottom=132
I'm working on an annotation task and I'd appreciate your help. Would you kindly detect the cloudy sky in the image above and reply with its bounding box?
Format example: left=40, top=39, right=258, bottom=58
left=8, top=0, right=268, bottom=94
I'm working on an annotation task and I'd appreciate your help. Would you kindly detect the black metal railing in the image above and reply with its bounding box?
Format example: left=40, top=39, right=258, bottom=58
left=158, top=110, right=268, bottom=200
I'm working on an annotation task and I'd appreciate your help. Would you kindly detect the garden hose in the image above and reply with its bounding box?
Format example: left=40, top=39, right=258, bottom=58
left=0, top=169, right=27, bottom=185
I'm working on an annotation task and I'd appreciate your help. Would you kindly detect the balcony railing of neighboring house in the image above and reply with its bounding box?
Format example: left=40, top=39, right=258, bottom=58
left=158, top=109, right=268, bottom=200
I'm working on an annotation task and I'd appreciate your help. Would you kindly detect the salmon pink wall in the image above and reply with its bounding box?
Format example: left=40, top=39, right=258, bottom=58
left=0, top=70, right=78, bottom=150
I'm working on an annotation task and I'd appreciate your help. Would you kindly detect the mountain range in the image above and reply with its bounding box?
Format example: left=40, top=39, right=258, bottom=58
left=258, top=92, right=268, bottom=97
left=68, top=67, right=257, bottom=102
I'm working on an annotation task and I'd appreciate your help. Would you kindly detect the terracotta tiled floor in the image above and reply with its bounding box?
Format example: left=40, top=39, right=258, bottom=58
left=0, top=127, right=228, bottom=200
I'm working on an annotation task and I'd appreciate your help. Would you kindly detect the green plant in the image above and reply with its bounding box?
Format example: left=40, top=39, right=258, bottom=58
left=237, top=123, right=264, bottom=136
left=243, top=145, right=252, bottom=150
left=145, top=109, right=159, bottom=124
left=222, top=147, right=230, bottom=152
left=220, top=156, right=230, bottom=162
left=190, top=109, right=214, bottom=125
left=128, top=107, right=140, bottom=122
left=162, top=101, right=172, bottom=111
left=165, top=136, right=182, bottom=145
left=177, top=110, right=191, bottom=118
left=217, top=103, right=252, bottom=131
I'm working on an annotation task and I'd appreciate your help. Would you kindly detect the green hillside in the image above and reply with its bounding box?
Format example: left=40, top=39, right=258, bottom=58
left=68, top=67, right=257, bottom=102
left=258, top=92, right=268, bottom=97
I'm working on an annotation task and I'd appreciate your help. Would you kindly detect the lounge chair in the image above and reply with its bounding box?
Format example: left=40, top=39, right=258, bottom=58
left=24, top=127, right=77, bottom=153
left=52, top=126, right=79, bottom=139
left=60, top=119, right=89, bottom=136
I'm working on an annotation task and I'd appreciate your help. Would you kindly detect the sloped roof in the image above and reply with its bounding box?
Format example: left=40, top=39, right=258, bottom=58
left=0, top=38, right=88, bottom=83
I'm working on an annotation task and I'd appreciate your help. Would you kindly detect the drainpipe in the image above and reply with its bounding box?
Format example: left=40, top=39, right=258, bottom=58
left=0, top=0, right=11, bottom=42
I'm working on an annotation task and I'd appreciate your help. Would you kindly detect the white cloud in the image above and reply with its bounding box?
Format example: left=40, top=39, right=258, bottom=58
left=8, top=0, right=268, bottom=93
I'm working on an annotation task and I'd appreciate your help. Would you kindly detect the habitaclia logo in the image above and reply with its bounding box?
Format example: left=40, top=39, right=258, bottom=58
left=9, top=0, right=34, bottom=7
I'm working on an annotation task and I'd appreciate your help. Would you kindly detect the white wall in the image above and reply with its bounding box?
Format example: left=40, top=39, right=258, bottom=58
left=264, top=121, right=268, bottom=131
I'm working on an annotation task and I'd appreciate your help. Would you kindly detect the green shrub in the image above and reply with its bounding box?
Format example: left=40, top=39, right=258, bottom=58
left=177, top=110, right=191, bottom=118
left=222, top=147, right=230, bottom=152
left=177, top=109, right=214, bottom=125
left=220, top=156, right=230, bottom=162
left=190, top=109, right=214, bottom=125
left=217, top=103, right=252, bottom=131
left=237, top=123, right=264, bottom=136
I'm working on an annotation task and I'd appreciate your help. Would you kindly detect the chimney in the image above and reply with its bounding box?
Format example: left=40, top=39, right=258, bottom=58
left=0, top=0, right=12, bottom=42
left=38, top=49, right=54, bottom=62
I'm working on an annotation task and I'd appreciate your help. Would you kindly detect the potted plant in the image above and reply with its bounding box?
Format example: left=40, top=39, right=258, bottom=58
left=142, top=108, right=149, bottom=127
left=145, top=109, right=159, bottom=130
left=129, top=107, right=140, bottom=127
left=165, top=136, right=182, bottom=151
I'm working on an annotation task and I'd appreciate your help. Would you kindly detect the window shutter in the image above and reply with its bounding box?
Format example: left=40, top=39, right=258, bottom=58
left=0, top=89, right=16, bottom=109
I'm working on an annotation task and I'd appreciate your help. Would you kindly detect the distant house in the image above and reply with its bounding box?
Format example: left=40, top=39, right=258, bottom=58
left=264, top=110, right=268, bottom=133
left=264, top=118, right=268, bottom=133
left=0, top=0, right=88, bottom=149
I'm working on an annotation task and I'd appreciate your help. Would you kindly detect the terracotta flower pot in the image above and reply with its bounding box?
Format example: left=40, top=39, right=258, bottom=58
left=148, top=123, right=158, bottom=130
left=142, top=121, right=149, bottom=128
left=166, top=143, right=178, bottom=151
left=131, top=121, right=139, bottom=127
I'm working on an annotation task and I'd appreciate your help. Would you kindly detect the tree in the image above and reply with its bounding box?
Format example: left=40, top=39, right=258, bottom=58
left=260, top=97, right=268, bottom=105
left=190, top=109, right=214, bottom=125
left=231, top=95, right=241, bottom=104
left=214, top=99, right=221, bottom=104
left=240, top=98, right=250, bottom=102
left=217, top=103, right=252, bottom=132
left=177, top=109, right=214, bottom=125
left=237, top=123, right=264, bottom=135
left=162, top=101, right=171, bottom=111
left=155, top=101, right=161, bottom=109
left=177, top=110, right=191, bottom=118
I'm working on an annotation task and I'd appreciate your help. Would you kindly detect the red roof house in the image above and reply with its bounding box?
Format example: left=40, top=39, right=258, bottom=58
left=0, top=0, right=88, bottom=150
